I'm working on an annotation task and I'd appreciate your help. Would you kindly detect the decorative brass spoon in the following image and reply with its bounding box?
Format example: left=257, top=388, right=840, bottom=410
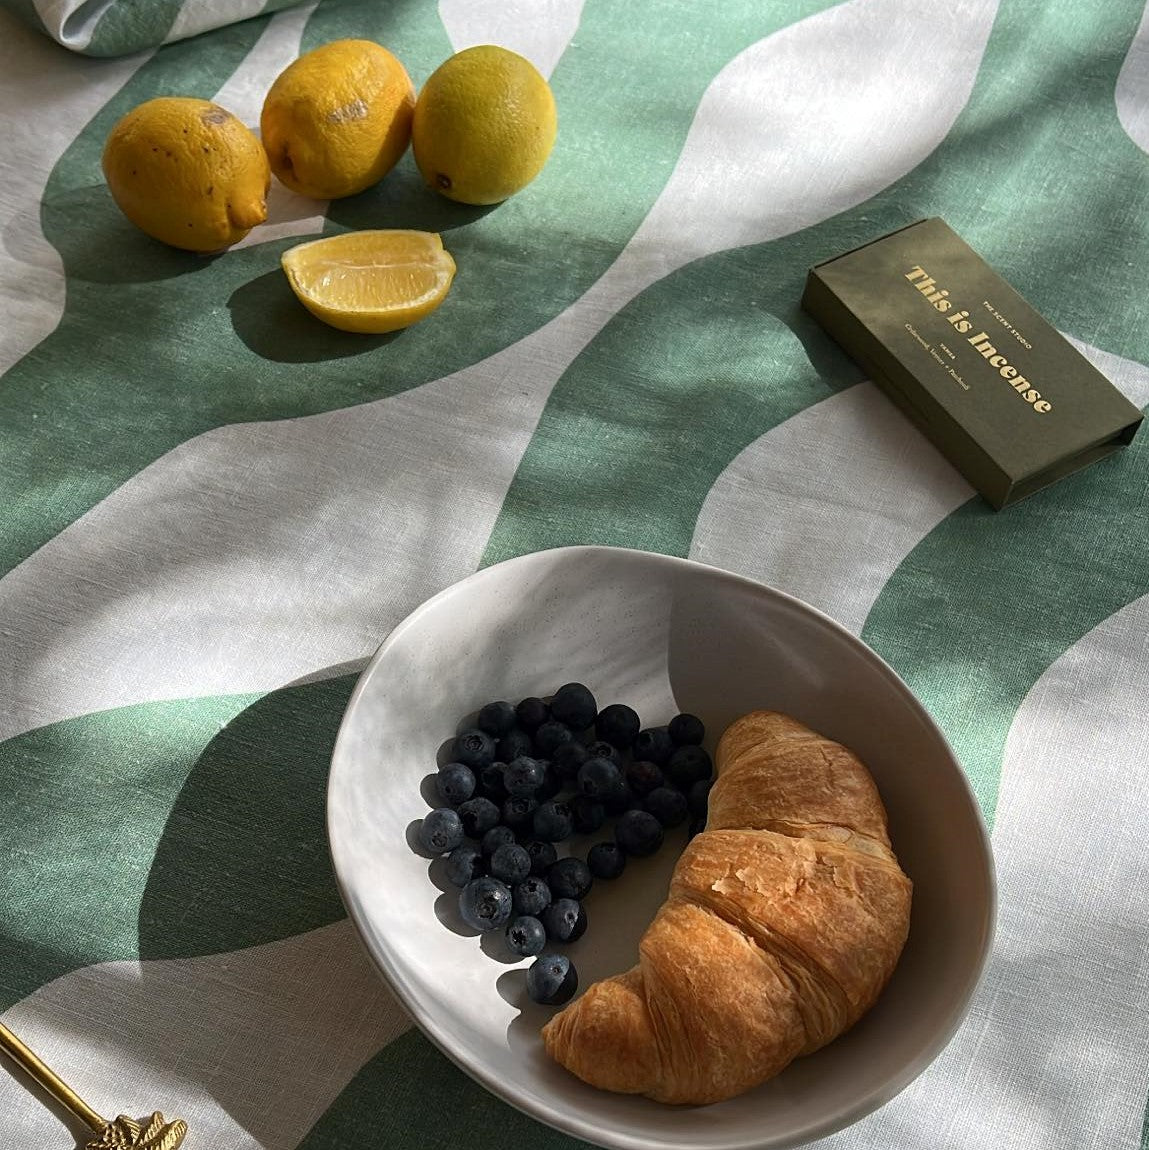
left=0, top=1021, right=187, bottom=1149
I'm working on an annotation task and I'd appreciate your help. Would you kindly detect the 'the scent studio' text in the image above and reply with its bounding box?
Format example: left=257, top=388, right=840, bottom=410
left=967, top=332, right=1052, bottom=412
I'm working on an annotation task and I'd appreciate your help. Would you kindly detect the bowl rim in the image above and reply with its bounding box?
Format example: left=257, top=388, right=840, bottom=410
left=327, top=544, right=998, bottom=1150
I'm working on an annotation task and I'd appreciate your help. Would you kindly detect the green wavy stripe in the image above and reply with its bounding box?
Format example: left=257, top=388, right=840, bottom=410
left=0, top=695, right=229, bottom=1009
left=2, top=16, right=274, bottom=579
left=480, top=240, right=864, bottom=564
left=87, top=0, right=186, bottom=57
left=850, top=0, right=1149, bottom=826
left=473, top=0, right=1149, bottom=945
left=0, top=675, right=351, bottom=1009
left=138, top=673, right=352, bottom=959
left=861, top=424, right=1149, bottom=826
left=0, top=0, right=837, bottom=578
left=0, top=0, right=840, bottom=1008
left=483, top=4, right=1148, bottom=604
left=484, top=0, right=1149, bottom=572
left=902, top=0, right=1149, bottom=363
left=296, top=1029, right=593, bottom=1150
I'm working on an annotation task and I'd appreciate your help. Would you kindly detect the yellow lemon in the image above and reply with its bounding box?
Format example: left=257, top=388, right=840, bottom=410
left=281, top=229, right=456, bottom=334
left=260, top=39, right=415, bottom=200
left=412, top=44, right=557, bottom=205
left=101, top=97, right=270, bottom=253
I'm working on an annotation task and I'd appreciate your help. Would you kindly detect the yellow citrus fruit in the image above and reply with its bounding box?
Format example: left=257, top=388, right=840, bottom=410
left=101, top=96, right=270, bottom=253
left=260, top=39, right=415, bottom=200
left=412, top=44, right=557, bottom=205
left=280, top=229, right=456, bottom=334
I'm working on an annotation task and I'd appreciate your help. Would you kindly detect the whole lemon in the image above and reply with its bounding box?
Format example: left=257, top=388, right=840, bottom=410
left=260, top=39, right=415, bottom=200
left=102, top=96, right=270, bottom=253
left=412, top=45, right=557, bottom=205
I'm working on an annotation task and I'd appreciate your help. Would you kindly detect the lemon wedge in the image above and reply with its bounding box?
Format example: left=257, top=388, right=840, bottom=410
left=280, top=229, right=456, bottom=334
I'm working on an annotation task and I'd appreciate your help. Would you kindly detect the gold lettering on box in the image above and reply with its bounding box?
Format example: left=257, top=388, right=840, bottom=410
left=903, top=264, right=1052, bottom=412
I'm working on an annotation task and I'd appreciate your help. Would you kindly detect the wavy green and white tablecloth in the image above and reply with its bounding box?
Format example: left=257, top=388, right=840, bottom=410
left=2, top=0, right=1148, bottom=1146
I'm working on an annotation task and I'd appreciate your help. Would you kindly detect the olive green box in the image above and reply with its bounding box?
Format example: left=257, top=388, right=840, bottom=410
left=801, top=217, right=1143, bottom=508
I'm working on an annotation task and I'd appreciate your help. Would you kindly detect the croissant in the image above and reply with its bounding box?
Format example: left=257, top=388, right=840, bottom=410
left=541, top=710, right=912, bottom=1105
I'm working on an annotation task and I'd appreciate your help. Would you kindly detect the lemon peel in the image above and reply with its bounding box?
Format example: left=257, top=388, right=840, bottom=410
left=101, top=97, right=269, bottom=253
left=412, top=44, right=557, bottom=205
left=261, top=39, right=415, bottom=200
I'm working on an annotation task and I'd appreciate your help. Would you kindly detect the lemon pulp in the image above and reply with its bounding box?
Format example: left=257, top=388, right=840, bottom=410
left=281, top=230, right=456, bottom=334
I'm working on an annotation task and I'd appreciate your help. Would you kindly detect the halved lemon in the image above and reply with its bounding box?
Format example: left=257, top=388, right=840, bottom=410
left=280, top=229, right=456, bottom=334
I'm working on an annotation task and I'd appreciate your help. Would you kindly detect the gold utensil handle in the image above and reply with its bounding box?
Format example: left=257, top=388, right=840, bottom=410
left=0, top=1020, right=106, bottom=1131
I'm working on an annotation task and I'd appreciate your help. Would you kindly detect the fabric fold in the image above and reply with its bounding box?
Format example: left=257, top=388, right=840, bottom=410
left=5, top=0, right=307, bottom=56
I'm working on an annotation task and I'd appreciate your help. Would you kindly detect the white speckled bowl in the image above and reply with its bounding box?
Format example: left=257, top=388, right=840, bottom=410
left=327, top=545, right=995, bottom=1150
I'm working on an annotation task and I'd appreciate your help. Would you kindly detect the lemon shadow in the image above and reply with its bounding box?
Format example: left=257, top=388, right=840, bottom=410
left=227, top=269, right=404, bottom=362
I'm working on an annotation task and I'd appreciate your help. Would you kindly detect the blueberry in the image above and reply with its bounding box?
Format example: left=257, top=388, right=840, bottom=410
left=533, top=720, right=573, bottom=757
left=445, top=843, right=485, bottom=887
left=569, top=793, right=606, bottom=835
left=501, top=795, right=539, bottom=837
left=645, top=785, right=689, bottom=828
left=687, top=778, right=712, bottom=821
left=456, top=796, right=501, bottom=839
left=587, top=841, right=626, bottom=880
left=435, top=762, right=476, bottom=807
left=475, top=761, right=508, bottom=802
left=602, top=779, right=635, bottom=816
left=667, top=744, right=713, bottom=789
left=512, top=876, right=552, bottom=917
left=549, top=682, right=598, bottom=731
left=615, top=809, right=665, bottom=857
left=525, top=839, right=558, bottom=876
left=418, top=807, right=464, bottom=854
left=477, top=700, right=518, bottom=738
left=668, top=712, right=705, bottom=746
left=497, top=727, right=534, bottom=763
left=584, top=739, right=621, bottom=765
left=577, top=756, right=623, bottom=799
left=506, top=916, right=547, bottom=958
left=595, top=703, right=641, bottom=749
left=515, top=697, right=550, bottom=730
left=503, top=755, right=546, bottom=797
left=632, top=726, right=673, bottom=765
left=458, top=877, right=513, bottom=932
left=626, top=759, right=665, bottom=797
left=532, top=800, right=574, bottom=843
left=526, top=953, right=578, bottom=1005
left=452, top=728, right=496, bottom=770
left=541, top=897, right=587, bottom=943
left=551, top=739, right=589, bottom=781
left=481, top=824, right=517, bottom=857
left=534, top=761, right=564, bottom=801
left=548, top=856, right=593, bottom=901
left=490, top=842, right=532, bottom=885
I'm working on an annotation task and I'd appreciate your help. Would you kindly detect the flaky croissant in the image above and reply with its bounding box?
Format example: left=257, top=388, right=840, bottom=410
left=541, top=710, right=912, bottom=1105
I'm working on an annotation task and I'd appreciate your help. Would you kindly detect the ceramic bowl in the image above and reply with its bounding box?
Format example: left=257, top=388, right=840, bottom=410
left=327, top=545, right=995, bottom=1150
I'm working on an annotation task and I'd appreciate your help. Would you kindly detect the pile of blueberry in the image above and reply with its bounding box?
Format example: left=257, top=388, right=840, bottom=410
left=414, top=682, right=712, bottom=1007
